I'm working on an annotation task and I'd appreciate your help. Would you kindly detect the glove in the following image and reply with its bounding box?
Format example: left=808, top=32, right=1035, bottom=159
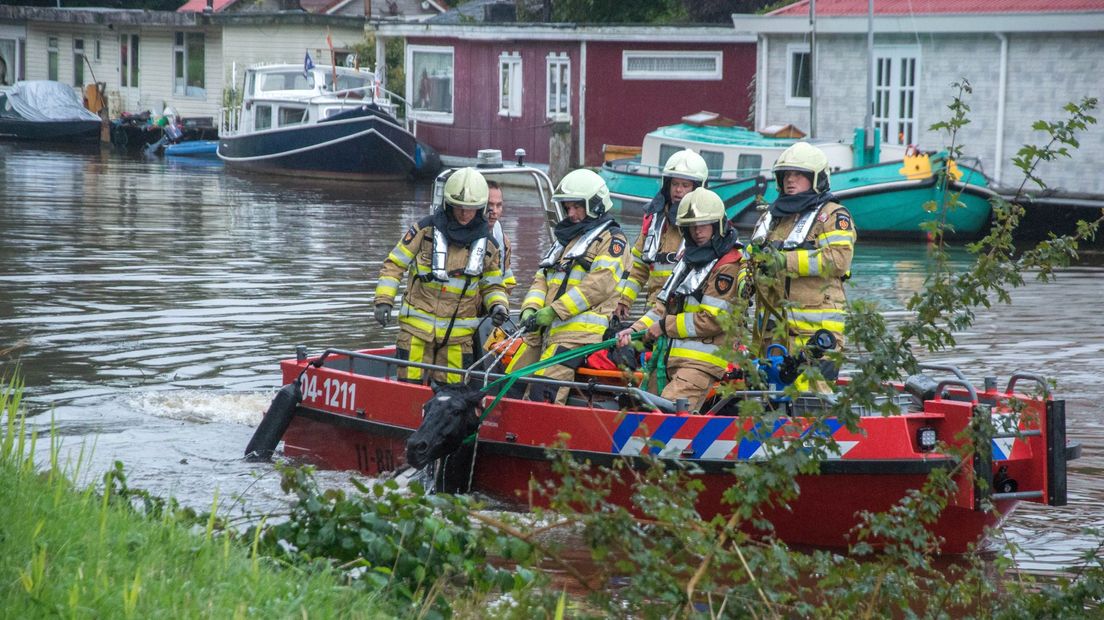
left=519, top=308, right=537, bottom=331
left=374, top=304, right=392, bottom=327
left=534, top=306, right=558, bottom=327
left=490, top=304, right=509, bottom=327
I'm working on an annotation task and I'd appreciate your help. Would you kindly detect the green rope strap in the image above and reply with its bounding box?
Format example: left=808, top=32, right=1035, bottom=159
left=461, top=331, right=645, bottom=444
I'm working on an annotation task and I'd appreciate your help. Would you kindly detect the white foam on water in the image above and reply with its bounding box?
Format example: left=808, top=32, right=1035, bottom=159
left=124, top=389, right=273, bottom=426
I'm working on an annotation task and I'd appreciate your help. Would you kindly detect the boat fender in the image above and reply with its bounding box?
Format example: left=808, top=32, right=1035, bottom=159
left=244, top=381, right=303, bottom=461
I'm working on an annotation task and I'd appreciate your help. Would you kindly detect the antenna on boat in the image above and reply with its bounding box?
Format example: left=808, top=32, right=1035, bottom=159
left=864, top=0, right=875, bottom=150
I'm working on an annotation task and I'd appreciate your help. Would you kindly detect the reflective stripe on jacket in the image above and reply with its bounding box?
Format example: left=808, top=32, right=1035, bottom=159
left=374, top=219, right=507, bottom=343
left=618, top=209, right=683, bottom=307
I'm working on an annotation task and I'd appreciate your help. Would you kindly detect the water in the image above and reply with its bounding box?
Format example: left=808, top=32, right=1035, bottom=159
left=0, top=143, right=1100, bottom=569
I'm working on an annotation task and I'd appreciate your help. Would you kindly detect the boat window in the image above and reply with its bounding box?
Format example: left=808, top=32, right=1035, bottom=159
left=254, top=104, right=272, bottom=131
left=736, top=154, right=763, bottom=177
left=278, top=106, right=307, bottom=127
left=700, top=150, right=724, bottom=176
left=260, top=71, right=314, bottom=92
left=658, top=144, right=681, bottom=169
left=323, top=72, right=370, bottom=96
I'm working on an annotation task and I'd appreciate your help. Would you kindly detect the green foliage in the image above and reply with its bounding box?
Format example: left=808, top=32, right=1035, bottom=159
left=253, top=464, right=549, bottom=617
left=550, top=0, right=687, bottom=23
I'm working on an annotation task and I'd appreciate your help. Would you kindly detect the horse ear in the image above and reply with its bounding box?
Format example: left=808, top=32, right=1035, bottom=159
left=466, top=389, right=485, bottom=408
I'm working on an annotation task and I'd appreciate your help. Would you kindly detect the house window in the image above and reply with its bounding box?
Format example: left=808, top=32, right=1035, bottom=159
left=94, top=39, right=101, bottom=62
left=278, top=106, right=308, bottom=127
left=499, top=52, right=522, bottom=117
left=407, top=45, right=454, bottom=122
left=546, top=53, right=570, bottom=120
left=120, top=34, right=139, bottom=88
left=622, top=51, right=722, bottom=80
left=0, top=38, right=18, bottom=86
left=254, top=104, right=272, bottom=131
left=73, top=39, right=85, bottom=87
left=873, top=47, right=920, bottom=146
left=173, top=31, right=205, bottom=97
left=786, top=44, right=810, bottom=107
left=47, top=37, right=58, bottom=81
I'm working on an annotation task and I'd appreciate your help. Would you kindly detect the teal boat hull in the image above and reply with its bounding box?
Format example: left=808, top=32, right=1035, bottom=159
left=601, top=158, right=996, bottom=239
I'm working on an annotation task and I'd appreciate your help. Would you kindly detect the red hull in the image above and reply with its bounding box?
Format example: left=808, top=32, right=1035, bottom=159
left=275, top=347, right=1073, bottom=553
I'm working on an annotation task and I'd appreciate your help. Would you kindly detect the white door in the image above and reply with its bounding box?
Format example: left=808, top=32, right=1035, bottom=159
left=118, top=34, right=139, bottom=107
left=872, top=46, right=920, bottom=146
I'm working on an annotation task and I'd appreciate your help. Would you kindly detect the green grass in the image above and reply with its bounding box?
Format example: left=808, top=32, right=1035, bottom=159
left=0, top=376, right=385, bottom=619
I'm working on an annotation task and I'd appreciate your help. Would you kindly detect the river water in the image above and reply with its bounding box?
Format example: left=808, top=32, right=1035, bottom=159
left=0, top=143, right=1100, bottom=570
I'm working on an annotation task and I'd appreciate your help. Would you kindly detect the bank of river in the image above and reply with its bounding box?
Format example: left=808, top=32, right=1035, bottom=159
left=0, top=142, right=1100, bottom=570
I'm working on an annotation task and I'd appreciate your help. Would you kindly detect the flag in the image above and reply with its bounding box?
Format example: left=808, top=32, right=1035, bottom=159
left=303, top=50, right=315, bottom=77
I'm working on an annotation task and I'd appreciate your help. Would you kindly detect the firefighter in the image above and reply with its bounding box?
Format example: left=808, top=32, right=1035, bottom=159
left=510, top=169, right=629, bottom=404
left=750, top=141, right=855, bottom=381
left=616, top=188, right=747, bottom=411
left=373, top=167, right=510, bottom=384
left=485, top=180, right=517, bottom=292
left=615, top=148, right=709, bottom=319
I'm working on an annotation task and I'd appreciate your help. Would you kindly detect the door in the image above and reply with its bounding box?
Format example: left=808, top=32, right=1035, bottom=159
left=872, top=47, right=920, bottom=146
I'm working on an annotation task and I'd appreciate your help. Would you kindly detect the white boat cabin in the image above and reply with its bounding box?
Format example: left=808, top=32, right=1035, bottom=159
left=220, top=64, right=401, bottom=137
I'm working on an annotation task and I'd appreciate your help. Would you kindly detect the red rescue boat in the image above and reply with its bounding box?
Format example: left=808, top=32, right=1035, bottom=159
left=251, top=345, right=1081, bottom=554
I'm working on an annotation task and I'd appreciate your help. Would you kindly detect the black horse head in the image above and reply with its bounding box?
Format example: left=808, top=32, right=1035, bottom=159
left=405, top=383, right=485, bottom=470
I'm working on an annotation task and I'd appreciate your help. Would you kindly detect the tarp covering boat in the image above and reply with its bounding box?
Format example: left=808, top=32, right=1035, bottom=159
left=2, top=81, right=100, bottom=122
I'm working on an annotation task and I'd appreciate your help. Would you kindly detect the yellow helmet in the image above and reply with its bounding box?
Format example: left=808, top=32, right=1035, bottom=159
left=662, top=149, right=709, bottom=185
left=553, top=169, right=612, bottom=218
left=442, top=167, right=489, bottom=211
left=676, top=187, right=727, bottom=235
left=772, top=142, right=830, bottom=194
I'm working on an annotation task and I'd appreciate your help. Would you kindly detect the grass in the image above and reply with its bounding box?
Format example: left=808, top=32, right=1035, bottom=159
left=0, top=374, right=386, bottom=619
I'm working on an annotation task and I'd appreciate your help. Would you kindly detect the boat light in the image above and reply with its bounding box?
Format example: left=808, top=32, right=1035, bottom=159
left=477, top=149, right=503, bottom=168
left=917, top=426, right=938, bottom=452
left=515, top=148, right=526, bottom=166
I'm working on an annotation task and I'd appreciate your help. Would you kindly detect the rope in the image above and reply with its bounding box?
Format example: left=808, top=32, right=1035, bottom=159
left=461, top=330, right=645, bottom=444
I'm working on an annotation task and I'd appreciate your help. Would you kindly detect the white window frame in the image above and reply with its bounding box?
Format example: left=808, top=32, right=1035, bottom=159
left=785, top=43, right=810, bottom=108
left=119, top=33, right=139, bottom=89
left=173, top=31, right=205, bottom=98
left=546, top=53, right=570, bottom=121
left=405, top=44, right=454, bottom=124
left=621, top=50, right=722, bottom=81
left=0, top=36, right=24, bottom=85
left=73, top=38, right=85, bottom=87
left=872, top=45, right=921, bottom=146
left=498, top=52, right=522, bottom=118
left=47, top=36, right=58, bottom=82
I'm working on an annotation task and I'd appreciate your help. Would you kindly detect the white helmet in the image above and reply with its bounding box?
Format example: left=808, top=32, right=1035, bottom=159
left=662, top=149, right=709, bottom=185
left=442, top=167, right=489, bottom=211
left=772, top=142, right=830, bottom=194
left=676, top=187, right=727, bottom=236
left=553, top=169, right=612, bottom=219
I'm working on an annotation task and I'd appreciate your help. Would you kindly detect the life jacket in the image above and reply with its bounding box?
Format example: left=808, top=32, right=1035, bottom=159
left=640, top=211, right=685, bottom=265
left=657, top=248, right=742, bottom=313
left=538, top=219, right=615, bottom=271
left=428, top=227, right=488, bottom=282
left=750, top=203, right=825, bottom=250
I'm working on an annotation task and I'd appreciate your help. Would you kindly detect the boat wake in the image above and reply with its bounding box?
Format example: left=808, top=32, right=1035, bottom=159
left=124, top=389, right=272, bottom=426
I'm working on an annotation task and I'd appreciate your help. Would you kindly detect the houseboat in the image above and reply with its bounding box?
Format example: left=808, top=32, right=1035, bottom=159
left=600, top=114, right=999, bottom=239
left=218, top=64, right=440, bottom=181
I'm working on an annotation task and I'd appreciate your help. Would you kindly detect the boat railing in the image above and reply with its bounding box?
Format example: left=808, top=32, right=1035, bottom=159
left=218, top=105, right=238, bottom=137
left=603, top=157, right=770, bottom=182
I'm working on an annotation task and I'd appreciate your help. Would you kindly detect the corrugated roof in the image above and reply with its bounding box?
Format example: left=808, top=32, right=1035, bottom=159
left=770, top=0, right=1104, bottom=16
left=177, top=0, right=239, bottom=12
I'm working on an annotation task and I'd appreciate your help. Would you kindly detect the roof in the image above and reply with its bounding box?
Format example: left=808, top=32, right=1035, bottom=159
left=177, top=0, right=239, bottom=12
left=376, top=22, right=755, bottom=42
left=769, top=0, right=1104, bottom=16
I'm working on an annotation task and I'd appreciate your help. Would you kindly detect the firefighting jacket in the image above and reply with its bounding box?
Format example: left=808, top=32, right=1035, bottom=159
left=755, top=201, right=855, bottom=347
left=618, top=207, right=684, bottom=307
left=522, top=225, right=629, bottom=345
left=632, top=248, right=747, bottom=377
left=374, top=219, right=508, bottom=344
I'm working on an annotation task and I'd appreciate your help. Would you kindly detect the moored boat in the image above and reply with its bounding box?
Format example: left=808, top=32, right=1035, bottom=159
left=600, top=114, right=998, bottom=239
left=255, top=344, right=1079, bottom=553
left=217, top=64, right=441, bottom=181
left=0, top=80, right=101, bottom=142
